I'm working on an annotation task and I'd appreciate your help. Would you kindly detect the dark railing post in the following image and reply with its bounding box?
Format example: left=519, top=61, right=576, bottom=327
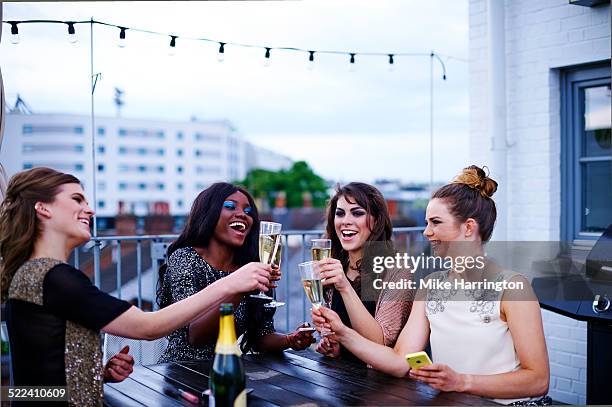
left=136, top=240, right=142, bottom=309
left=301, top=234, right=307, bottom=325
left=116, top=240, right=122, bottom=300
left=283, top=234, right=290, bottom=333
left=74, top=246, right=80, bottom=269
left=94, top=240, right=101, bottom=288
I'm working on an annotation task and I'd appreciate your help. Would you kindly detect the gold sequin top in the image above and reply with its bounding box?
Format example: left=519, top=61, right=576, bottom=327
left=6, top=258, right=132, bottom=406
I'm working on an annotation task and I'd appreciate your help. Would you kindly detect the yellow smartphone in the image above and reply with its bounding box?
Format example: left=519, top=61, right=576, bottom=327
left=405, top=351, right=433, bottom=370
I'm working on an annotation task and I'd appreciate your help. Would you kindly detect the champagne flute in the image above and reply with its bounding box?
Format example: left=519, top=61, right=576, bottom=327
left=264, top=239, right=285, bottom=308
left=311, top=239, right=333, bottom=307
left=251, top=221, right=282, bottom=302
left=299, top=261, right=332, bottom=336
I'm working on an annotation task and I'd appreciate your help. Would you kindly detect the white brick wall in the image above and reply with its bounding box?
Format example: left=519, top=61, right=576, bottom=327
left=542, top=309, right=587, bottom=405
left=469, top=0, right=610, bottom=404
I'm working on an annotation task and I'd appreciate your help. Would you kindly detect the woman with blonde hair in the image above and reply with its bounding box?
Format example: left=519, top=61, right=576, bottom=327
left=1, top=167, right=273, bottom=406
left=314, top=166, right=551, bottom=405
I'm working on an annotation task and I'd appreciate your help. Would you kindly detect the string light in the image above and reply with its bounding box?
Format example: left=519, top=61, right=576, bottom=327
left=9, top=22, right=19, bottom=44
left=217, top=42, right=225, bottom=62
left=264, top=47, right=271, bottom=67
left=349, top=53, right=356, bottom=72
left=388, top=54, right=395, bottom=72
left=168, top=35, right=177, bottom=56
left=1, top=19, right=455, bottom=78
left=118, top=27, right=127, bottom=48
left=307, top=51, right=315, bottom=71
left=66, top=22, right=77, bottom=44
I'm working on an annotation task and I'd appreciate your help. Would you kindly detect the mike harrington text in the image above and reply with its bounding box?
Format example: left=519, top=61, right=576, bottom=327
left=372, top=278, right=525, bottom=292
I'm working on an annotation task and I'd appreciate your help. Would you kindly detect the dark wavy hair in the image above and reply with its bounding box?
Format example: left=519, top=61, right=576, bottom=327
left=156, top=182, right=270, bottom=353
left=325, top=182, right=394, bottom=274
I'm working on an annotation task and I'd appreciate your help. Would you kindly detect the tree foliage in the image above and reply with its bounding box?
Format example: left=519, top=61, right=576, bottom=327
left=236, top=161, right=329, bottom=209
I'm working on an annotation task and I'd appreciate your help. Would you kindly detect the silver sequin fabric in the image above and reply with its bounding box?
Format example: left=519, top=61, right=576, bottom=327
left=158, top=247, right=275, bottom=362
left=9, top=258, right=104, bottom=407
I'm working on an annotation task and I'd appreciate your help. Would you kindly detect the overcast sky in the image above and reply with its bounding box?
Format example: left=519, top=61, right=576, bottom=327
left=1, top=1, right=469, bottom=184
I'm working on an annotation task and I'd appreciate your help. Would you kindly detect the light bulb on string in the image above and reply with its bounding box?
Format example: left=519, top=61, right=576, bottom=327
left=388, top=54, right=395, bottom=72
left=118, top=27, right=127, bottom=48
left=217, top=42, right=225, bottom=63
left=168, top=35, right=177, bottom=56
left=307, top=51, right=315, bottom=71
left=263, top=47, right=271, bottom=67
left=66, top=22, right=77, bottom=44
left=349, top=53, right=356, bottom=72
left=9, top=22, right=19, bottom=44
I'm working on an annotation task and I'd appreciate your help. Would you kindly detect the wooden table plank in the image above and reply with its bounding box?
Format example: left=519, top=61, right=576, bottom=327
left=103, top=384, right=147, bottom=407
left=123, top=368, right=198, bottom=406
left=244, top=353, right=425, bottom=406
left=148, top=362, right=280, bottom=407
left=285, top=350, right=494, bottom=406
left=105, top=375, right=185, bottom=407
left=181, top=359, right=364, bottom=406
left=105, top=350, right=497, bottom=406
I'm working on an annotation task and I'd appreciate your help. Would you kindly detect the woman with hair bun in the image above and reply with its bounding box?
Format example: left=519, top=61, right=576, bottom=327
left=314, top=166, right=551, bottom=405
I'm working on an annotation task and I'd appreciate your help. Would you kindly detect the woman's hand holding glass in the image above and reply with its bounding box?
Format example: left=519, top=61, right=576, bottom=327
left=311, top=306, right=348, bottom=339
left=315, top=336, right=341, bottom=358
left=285, top=322, right=317, bottom=350
left=227, top=262, right=273, bottom=293
left=269, top=264, right=282, bottom=288
left=318, top=258, right=351, bottom=294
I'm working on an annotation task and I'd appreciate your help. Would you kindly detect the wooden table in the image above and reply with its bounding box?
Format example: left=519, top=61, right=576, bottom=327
left=104, top=350, right=494, bottom=406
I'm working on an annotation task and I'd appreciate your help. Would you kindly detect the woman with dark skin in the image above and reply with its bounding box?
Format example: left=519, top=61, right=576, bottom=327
left=0, top=168, right=272, bottom=406
left=158, top=182, right=314, bottom=362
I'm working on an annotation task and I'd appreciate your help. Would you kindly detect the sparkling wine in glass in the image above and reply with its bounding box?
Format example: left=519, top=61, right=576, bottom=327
left=311, top=239, right=333, bottom=307
left=264, top=240, right=285, bottom=308
left=251, top=222, right=283, bottom=306
left=299, top=261, right=332, bottom=336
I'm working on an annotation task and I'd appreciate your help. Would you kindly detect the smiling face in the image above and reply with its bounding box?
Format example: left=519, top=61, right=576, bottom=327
left=423, top=198, right=480, bottom=257
left=38, top=183, right=94, bottom=247
left=212, top=191, right=254, bottom=248
left=334, top=195, right=373, bottom=256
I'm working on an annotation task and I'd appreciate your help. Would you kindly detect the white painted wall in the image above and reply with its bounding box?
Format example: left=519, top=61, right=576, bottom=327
left=469, top=0, right=610, bottom=403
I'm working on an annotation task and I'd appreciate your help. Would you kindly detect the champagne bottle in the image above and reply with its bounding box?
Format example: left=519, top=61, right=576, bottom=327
left=209, top=304, right=246, bottom=407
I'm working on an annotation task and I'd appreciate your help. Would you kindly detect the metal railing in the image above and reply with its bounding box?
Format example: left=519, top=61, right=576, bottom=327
left=78, top=226, right=425, bottom=332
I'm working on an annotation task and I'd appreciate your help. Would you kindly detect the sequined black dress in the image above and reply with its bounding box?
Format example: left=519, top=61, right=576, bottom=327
left=158, top=247, right=275, bottom=362
left=6, top=258, right=132, bottom=406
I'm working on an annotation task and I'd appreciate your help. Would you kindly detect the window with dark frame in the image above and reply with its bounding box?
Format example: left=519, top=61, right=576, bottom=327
left=561, top=62, right=611, bottom=241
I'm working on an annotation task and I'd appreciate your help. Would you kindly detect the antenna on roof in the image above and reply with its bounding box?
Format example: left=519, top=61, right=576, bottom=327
left=10, top=94, right=33, bottom=114
left=114, top=87, right=125, bottom=117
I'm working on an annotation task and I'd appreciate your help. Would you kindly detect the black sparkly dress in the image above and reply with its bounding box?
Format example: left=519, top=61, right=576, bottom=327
left=158, top=247, right=275, bottom=362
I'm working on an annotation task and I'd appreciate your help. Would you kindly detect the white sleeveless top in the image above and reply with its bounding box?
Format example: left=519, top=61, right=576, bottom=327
left=425, top=269, right=527, bottom=405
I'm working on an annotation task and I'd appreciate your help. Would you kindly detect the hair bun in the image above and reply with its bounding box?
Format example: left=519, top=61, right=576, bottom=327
left=452, top=165, right=498, bottom=199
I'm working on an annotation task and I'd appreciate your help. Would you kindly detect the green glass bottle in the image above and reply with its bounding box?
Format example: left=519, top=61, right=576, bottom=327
left=209, top=303, right=246, bottom=407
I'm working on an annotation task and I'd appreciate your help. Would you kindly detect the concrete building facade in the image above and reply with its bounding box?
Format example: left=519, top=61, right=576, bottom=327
left=1, top=112, right=292, bottom=217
